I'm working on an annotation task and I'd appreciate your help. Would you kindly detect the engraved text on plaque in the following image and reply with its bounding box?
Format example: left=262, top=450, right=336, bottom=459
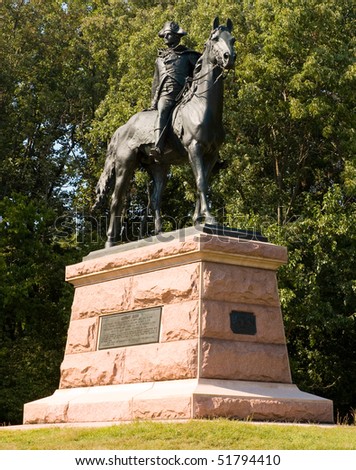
left=98, top=307, right=162, bottom=350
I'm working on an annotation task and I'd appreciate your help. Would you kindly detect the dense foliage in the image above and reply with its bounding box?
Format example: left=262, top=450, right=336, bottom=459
left=0, top=0, right=355, bottom=424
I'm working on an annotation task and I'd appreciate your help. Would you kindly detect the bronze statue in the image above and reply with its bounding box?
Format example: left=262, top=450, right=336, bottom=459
left=93, top=17, right=236, bottom=248
left=149, top=21, right=200, bottom=160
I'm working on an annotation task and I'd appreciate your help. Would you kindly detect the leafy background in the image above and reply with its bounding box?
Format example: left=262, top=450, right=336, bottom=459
left=0, top=0, right=355, bottom=424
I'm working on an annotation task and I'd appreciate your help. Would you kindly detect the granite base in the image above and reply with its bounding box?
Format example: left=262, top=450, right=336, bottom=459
left=23, top=225, right=333, bottom=424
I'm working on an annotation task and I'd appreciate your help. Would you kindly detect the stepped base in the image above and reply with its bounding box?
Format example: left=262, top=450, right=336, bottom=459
left=23, top=227, right=334, bottom=424
left=24, top=378, right=333, bottom=424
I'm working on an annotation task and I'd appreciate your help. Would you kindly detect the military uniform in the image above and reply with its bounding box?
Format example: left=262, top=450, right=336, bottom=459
left=151, top=45, right=200, bottom=105
left=149, top=22, right=200, bottom=158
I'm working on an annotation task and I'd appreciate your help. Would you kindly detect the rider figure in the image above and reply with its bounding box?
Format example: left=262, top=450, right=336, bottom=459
left=149, top=21, right=200, bottom=160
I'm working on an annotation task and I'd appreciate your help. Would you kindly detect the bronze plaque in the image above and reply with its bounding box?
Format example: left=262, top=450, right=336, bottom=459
left=98, top=307, right=162, bottom=350
left=230, top=311, right=256, bottom=335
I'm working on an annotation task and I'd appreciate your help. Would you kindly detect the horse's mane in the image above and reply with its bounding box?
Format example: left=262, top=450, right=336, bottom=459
left=174, top=25, right=231, bottom=107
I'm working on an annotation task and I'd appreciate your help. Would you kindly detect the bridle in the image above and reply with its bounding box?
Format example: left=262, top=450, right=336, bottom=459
left=173, top=27, right=235, bottom=107
left=187, top=28, right=235, bottom=95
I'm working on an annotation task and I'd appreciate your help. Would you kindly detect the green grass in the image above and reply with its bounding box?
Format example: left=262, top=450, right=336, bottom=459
left=1, top=420, right=356, bottom=450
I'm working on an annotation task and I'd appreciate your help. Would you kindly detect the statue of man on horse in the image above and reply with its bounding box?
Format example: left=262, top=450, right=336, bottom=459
left=93, top=17, right=236, bottom=248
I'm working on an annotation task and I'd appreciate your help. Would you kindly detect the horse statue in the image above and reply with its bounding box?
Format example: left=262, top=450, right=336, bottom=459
left=93, top=17, right=236, bottom=248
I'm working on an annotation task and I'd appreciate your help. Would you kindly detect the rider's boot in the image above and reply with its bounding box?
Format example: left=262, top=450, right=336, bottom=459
left=149, top=128, right=164, bottom=162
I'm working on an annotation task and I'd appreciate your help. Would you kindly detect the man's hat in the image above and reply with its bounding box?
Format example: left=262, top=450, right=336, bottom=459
left=158, top=21, right=187, bottom=37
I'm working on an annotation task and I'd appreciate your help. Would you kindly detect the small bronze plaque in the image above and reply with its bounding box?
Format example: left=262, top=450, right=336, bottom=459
left=230, top=311, right=256, bottom=335
left=98, top=307, right=162, bottom=350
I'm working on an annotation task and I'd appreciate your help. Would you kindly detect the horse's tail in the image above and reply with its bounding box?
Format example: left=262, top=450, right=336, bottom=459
left=92, top=141, right=116, bottom=210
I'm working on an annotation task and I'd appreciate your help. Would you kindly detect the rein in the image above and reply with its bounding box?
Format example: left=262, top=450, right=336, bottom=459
left=175, top=33, right=233, bottom=106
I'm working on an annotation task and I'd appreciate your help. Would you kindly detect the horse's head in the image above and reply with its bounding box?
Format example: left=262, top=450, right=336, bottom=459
left=207, top=17, right=236, bottom=70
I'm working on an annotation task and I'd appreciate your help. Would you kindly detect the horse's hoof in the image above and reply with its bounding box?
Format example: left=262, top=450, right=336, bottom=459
left=204, top=216, right=218, bottom=226
left=194, top=215, right=217, bottom=226
left=105, top=240, right=115, bottom=249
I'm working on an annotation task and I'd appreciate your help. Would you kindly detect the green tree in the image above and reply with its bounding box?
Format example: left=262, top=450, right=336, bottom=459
left=271, top=187, right=356, bottom=420
left=217, top=0, right=355, bottom=225
left=0, top=0, right=113, bottom=423
left=0, top=195, right=76, bottom=423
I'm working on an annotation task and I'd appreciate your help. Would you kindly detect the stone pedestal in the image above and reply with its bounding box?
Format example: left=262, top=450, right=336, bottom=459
left=23, top=226, right=333, bottom=423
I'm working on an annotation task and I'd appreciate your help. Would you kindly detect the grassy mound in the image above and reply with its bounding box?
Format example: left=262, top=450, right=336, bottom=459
left=1, top=420, right=356, bottom=450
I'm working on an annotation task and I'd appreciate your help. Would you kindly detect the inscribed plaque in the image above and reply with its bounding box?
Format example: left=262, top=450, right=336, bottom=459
left=98, top=307, right=162, bottom=350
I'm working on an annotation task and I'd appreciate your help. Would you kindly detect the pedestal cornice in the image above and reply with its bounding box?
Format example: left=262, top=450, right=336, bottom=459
left=66, top=231, right=287, bottom=287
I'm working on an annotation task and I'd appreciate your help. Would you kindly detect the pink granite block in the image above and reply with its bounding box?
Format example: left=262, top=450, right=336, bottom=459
left=123, top=340, right=199, bottom=383
left=59, top=349, right=126, bottom=388
left=60, top=340, right=199, bottom=389
left=64, top=317, right=98, bottom=354
left=202, top=262, right=281, bottom=306
left=70, top=263, right=200, bottom=320
left=160, top=300, right=199, bottom=342
left=201, top=300, right=287, bottom=344
left=132, top=397, right=192, bottom=420
left=194, top=395, right=333, bottom=423
left=200, top=339, right=292, bottom=383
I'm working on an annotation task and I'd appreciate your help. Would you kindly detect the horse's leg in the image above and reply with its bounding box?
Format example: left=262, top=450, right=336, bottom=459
left=106, top=153, right=137, bottom=248
left=193, top=198, right=201, bottom=224
left=188, top=141, right=217, bottom=225
left=148, top=163, right=169, bottom=234
left=200, top=152, right=219, bottom=224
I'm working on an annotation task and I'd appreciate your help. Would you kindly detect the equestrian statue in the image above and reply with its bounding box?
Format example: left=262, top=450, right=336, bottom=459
left=93, top=17, right=236, bottom=248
